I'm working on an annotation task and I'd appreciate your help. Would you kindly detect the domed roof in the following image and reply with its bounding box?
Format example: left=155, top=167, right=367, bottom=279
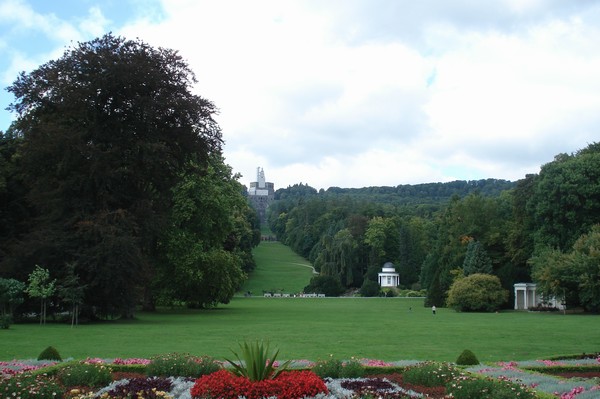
left=381, top=262, right=396, bottom=272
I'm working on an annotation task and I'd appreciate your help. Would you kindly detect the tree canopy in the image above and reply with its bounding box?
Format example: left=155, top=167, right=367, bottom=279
left=0, top=34, right=258, bottom=318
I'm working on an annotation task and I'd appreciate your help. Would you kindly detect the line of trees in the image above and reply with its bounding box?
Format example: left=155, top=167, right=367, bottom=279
left=269, top=143, right=600, bottom=312
left=0, top=34, right=260, bottom=322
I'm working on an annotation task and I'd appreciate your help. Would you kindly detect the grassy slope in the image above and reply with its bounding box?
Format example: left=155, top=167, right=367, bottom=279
left=238, top=240, right=315, bottom=295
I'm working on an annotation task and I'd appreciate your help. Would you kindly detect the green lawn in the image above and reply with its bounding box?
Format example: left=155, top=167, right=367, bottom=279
left=239, top=240, right=315, bottom=295
left=1, top=297, right=599, bottom=362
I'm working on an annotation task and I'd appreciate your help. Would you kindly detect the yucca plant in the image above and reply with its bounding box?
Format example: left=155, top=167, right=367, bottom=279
left=224, top=340, right=291, bottom=381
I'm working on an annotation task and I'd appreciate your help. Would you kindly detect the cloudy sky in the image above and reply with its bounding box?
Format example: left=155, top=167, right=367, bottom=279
left=1, top=0, right=599, bottom=190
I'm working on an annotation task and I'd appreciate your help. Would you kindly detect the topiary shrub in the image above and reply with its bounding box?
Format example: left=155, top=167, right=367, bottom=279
left=37, top=346, right=62, bottom=361
left=456, top=349, right=480, bottom=365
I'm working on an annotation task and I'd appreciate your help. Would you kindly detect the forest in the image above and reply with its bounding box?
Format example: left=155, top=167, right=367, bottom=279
left=268, top=143, right=600, bottom=312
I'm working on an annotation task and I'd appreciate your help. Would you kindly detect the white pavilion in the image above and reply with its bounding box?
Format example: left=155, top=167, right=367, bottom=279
left=378, top=262, right=400, bottom=287
left=513, top=283, right=564, bottom=310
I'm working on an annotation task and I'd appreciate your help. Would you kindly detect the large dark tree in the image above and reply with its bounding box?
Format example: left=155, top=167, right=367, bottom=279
left=528, top=143, right=600, bottom=251
left=5, top=34, right=222, bottom=318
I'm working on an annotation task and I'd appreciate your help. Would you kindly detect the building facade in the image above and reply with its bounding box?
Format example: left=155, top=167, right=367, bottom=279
left=378, top=262, right=400, bottom=287
left=248, top=167, right=274, bottom=224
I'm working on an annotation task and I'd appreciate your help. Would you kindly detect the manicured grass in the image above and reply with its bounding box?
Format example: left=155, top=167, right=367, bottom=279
left=239, top=240, right=315, bottom=295
left=1, top=297, right=599, bottom=362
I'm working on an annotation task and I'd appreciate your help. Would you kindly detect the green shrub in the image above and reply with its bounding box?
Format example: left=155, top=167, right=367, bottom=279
left=0, top=314, right=11, bottom=329
left=224, top=341, right=290, bottom=381
left=340, top=358, right=365, bottom=378
left=446, top=273, right=508, bottom=312
left=0, top=373, right=65, bottom=399
left=147, top=352, right=221, bottom=378
left=312, top=356, right=343, bottom=378
left=446, top=375, right=537, bottom=399
left=312, top=356, right=365, bottom=378
left=37, top=346, right=62, bottom=361
left=402, top=361, right=459, bottom=387
left=456, top=349, right=479, bottom=365
left=359, top=279, right=380, bottom=297
left=58, top=362, right=112, bottom=387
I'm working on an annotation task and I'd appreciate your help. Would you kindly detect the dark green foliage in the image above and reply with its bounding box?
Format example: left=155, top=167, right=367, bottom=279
left=0, top=277, right=25, bottom=317
left=58, top=363, right=112, bottom=387
left=37, top=346, right=62, bottom=361
left=456, top=349, right=479, bottom=365
left=446, top=274, right=508, bottom=312
left=1, top=33, right=260, bottom=317
left=0, top=314, right=11, bottom=329
left=528, top=143, right=600, bottom=251
left=359, top=279, right=380, bottom=297
left=462, top=240, right=492, bottom=276
left=531, top=224, right=600, bottom=311
left=304, top=275, right=345, bottom=296
left=146, top=353, right=221, bottom=378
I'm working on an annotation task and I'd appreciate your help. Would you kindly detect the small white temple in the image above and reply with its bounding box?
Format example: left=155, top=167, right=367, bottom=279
left=514, top=283, right=564, bottom=310
left=378, top=262, right=400, bottom=287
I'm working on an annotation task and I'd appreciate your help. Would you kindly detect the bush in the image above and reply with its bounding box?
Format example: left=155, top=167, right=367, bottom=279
left=0, top=373, right=65, bottom=399
left=359, top=279, right=380, bottom=297
left=58, top=362, right=112, bottom=387
left=340, top=358, right=365, bottom=378
left=402, top=361, right=459, bottom=387
left=146, top=352, right=221, bottom=378
left=312, top=356, right=364, bottom=378
left=37, top=346, right=62, bottom=361
left=303, top=275, right=344, bottom=297
left=312, top=356, right=342, bottom=378
left=446, top=375, right=538, bottom=399
left=0, top=314, right=11, bottom=329
left=456, top=349, right=480, bottom=365
left=446, top=273, right=508, bottom=312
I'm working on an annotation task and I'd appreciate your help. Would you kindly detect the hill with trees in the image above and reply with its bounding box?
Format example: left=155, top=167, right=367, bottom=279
left=267, top=144, right=600, bottom=312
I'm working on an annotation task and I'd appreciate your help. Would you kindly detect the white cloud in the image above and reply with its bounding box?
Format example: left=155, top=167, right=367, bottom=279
left=2, top=0, right=600, bottom=190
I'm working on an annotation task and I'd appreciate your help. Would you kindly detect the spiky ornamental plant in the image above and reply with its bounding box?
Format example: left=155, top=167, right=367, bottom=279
left=224, top=340, right=291, bottom=381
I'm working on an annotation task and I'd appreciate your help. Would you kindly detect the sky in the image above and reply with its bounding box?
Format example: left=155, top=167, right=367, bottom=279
left=1, top=0, right=600, bottom=190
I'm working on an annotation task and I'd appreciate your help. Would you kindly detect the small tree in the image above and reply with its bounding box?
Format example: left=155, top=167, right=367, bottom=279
left=446, top=273, right=508, bottom=312
left=0, top=277, right=26, bottom=317
left=58, top=262, right=86, bottom=327
left=26, top=265, right=56, bottom=325
left=359, top=279, right=381, bottom=297
left=462, top=240, right=492, bottom=276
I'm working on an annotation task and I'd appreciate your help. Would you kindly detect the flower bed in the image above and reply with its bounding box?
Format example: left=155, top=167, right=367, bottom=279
left=2, top=356, right=600, bottom=399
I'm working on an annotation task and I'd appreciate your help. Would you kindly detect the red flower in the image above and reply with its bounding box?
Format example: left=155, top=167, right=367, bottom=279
left=191, top=370, right=328, bottom=399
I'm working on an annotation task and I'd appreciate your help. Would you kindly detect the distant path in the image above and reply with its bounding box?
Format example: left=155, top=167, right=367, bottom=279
left=285, top=262, right=318, bottom=274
